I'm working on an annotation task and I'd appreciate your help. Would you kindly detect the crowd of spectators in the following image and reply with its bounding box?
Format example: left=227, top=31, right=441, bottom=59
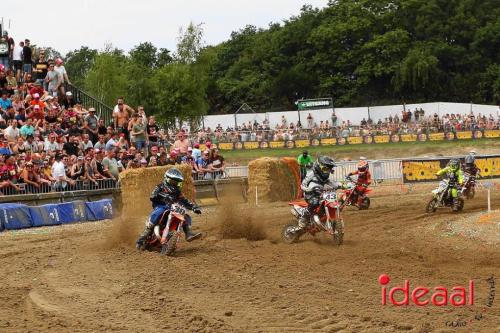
left=0, top=33, right=227, bottom=195
left=193, top=109, right=500, bottom=144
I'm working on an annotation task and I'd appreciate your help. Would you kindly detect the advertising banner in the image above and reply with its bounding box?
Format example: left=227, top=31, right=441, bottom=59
left=373, top=135, right=390, bottom=144
left=218, top=142, right=234, bottom=150
left=347, top=136, right=363, bottom=145
left=484, top=130, right=500, bottom=138
left=456, top=131, right=473, bottom=140
left=320, top=138, right=337, bottom=146
left=428, top=133, right=444, bottom=141
left=294, top=139, right=310, bottom=148
left=400, top=134, right=417, bottom=142
left=243, top=142, right=260, bottom=149
left=402, top=155, right=500, bottom=183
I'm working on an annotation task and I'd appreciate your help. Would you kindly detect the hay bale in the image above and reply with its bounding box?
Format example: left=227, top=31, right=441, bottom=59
left=119, top=164, right=195, bottom=224
left=280, top=157, right=302, bottom=199
left=248, top=157, right=298, bottom=202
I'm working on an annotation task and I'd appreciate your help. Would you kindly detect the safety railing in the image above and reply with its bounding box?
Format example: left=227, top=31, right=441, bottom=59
left=0, top=178, right=120, bottom=196
left=65, top=83, right=114, bottom=126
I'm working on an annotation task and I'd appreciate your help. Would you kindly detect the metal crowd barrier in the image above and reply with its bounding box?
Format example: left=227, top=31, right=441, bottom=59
left=0, top=179, right=120, bottom=196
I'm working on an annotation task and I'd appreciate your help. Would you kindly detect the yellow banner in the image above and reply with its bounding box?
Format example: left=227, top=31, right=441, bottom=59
left=429, top=133, right=444, bottom=141
left=456, top=132, right=473, bottom=140
left=476, top=156, right=500, bottom=177
left=218, top=142, right=233, bottom=150
left=484, top=130, right=500, bottom=138
left=400, top=134, right=417, bottom=142
left=373, top=135, right=390, bottom=143
left=243, top=142, right=259, bottom=149
left=294, top=140, right=310, bottom=148
left=402, top=160, right=442, bottom=182
left=321, top=138, right=337, bottom=146
left=269, top=141, right=285, bottom=148
left=347, top=137, right=363, bottom=145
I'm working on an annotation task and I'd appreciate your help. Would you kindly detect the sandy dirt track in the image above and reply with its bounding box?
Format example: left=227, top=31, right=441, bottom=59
left=0, top=187, right=499, bottom=333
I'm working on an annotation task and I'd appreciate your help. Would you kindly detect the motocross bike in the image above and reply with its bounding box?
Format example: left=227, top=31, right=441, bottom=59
left=461, top=172, right=477, bottom=199
left=426, top=179, right=464, bottom=213
left=282, top=189, right=344, bottom=245
left=141, top=203, right=194, bottom=256
left=339, top=176, right=371, bottom=210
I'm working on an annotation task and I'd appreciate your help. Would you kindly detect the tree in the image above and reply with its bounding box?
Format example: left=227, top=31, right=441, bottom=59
left=176, top=22, right=205, bottom=64
left=153, top=63, right=208, bottom=128
left=84, top=45, right=128, bottom=107
left=65, top=46, right=98, bottom=88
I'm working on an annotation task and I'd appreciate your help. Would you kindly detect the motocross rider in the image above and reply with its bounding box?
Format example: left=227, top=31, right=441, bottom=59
left=136, top=168, right=202, bottom=249
left=297, top=150, right=313, bottom=181
left=299, top=156, right=343, bottom=230
left=346, top=160, right=372, bottom=204
left=463, top=153, right=480, bottom=177
left=436, top=159, right=464, bottom=211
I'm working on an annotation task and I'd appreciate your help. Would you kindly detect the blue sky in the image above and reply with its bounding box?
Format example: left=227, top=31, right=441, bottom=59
left=3, top=0, right=328, bottom=55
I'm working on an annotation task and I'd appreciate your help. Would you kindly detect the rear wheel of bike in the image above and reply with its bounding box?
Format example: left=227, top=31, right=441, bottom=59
left=359, top=197, right=370, bottom=210
left=161, top=234, right=178, bottom=256
left=332, top=222, right=344, bottom=246
left=426, top=198, right=438, bottom=213
left=282, top=221, right=304, bottom=244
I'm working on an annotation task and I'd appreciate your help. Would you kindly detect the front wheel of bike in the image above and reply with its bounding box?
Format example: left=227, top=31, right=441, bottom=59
left=426, top=198, right=438, bottom=213
left=358, top=197, right=370, bottom=210
left=161, top=233, right=178, bottom=256
left=332, top=222, right=344, bottom=246
left=282, top=221, right=305, bottom=244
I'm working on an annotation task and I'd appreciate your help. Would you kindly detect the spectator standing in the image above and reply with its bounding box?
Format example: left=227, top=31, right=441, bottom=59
left=130, top=115, right=146, bottom=154
left=102, top=149, right=119, bottom=180
left=12, top=41, right=23, bottom=82
left=84, top=108, right=99, bottom=143
left=210, top=148, right=225, bottom=178
left=307, top=113, right=313, bottom=129
left=54, top=58, right=70, bottom=96
left=192, top=143, right=201, bottom=160
left=22, top=39, right=33, bottom=80
left=45, top=63, right=60, bottom=96
left=0, top=31, right=10, bottom=70
left=173, top=131, right=190, bottom=155
left=52, top=154, right=75, bottom=190
left=146, top=116, right=159, bottom=150
left=34, top=50, right=48, bottom=88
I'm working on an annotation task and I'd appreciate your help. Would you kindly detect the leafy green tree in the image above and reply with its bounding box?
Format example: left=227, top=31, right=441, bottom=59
left=65, top=46, right=98, bottom=88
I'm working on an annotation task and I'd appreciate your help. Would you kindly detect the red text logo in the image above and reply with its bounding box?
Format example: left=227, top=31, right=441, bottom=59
left=379, top=274, right=474, bottom=306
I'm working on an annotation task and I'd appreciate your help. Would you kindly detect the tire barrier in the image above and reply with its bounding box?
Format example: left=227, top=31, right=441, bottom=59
left=0, top=199, right=113, bottom=232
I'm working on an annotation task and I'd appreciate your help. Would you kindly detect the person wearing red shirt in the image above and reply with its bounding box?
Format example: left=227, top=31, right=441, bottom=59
left=0, top=155, right=20, bottom=193
left=346, top=160, right=372, bottom=205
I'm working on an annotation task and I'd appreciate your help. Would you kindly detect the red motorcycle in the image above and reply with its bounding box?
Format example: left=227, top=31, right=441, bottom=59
left=143, top=203, right=192, bottom=256
left=340, top=176, right=371, bottom=210
left=282, top=189, right=344, bottom=245
left=461, top=172, right=477, bottom=199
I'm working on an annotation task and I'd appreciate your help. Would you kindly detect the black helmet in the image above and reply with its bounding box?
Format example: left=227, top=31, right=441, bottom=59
left=303, top=150, right=308, bottom=156
left=163, top=168, right=184, bottom=189
left=448, top=159, right=460, bottom=172
left=313, top=156, right=336, bottom=182
left=465, top=154, right=475, bottom=165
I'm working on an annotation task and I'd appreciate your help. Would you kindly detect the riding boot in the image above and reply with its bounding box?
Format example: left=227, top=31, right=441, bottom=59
left=183, top=224, right=202, bottom=242
left=136, top=221, right=154, bottom=250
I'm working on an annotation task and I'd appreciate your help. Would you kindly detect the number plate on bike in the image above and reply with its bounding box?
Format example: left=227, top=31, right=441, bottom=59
left=323, top=192, right=337, bottom=201
left=172, top=205, right=186, bottom=216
